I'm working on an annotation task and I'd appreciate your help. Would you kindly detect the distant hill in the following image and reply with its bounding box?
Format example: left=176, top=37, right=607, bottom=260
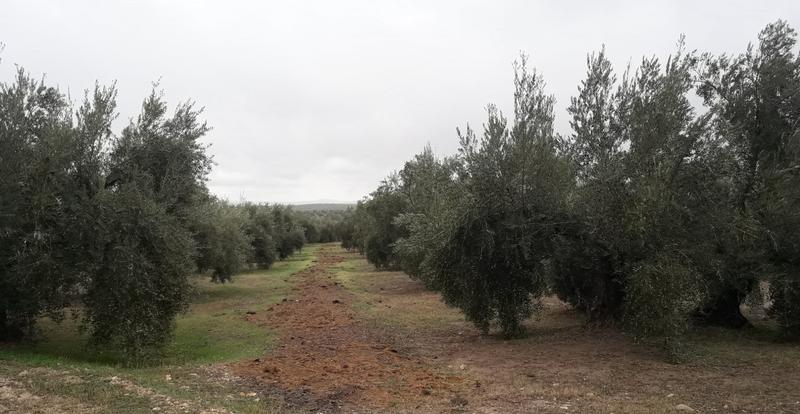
left=292, top=203, right=354, bottom=212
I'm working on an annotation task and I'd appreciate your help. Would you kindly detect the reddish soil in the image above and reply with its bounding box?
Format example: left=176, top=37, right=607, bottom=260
left=233, top=245, right=800, bottom=413
left=232, top=247, right=469, bottom=413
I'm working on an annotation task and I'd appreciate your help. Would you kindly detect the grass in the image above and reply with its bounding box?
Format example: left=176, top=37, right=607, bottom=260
left=7, top=244, right=796, bottom=413
left=0, top=245, right=319, bottom=413
left=166, top=246, right=317, bottom=364
left=331, top=247, right=800, bottom=413
left=335, top=249, right=800, bottom=365
left=331, top=250, right=465, bottom=330
left=686, top=322, right=800, bottom=366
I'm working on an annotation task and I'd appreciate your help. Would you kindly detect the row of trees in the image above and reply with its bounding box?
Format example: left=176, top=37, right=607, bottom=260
left=194, top=201, right=350, bottom=283
left=0, top=67, right=327, bottom=360
left=341, top=21, right=800, bottom=354
left=0, top=71, right=211, bottom=359
left=298, top=209, right=351, bottom=244
left=192, top=201, right=308, bottom=283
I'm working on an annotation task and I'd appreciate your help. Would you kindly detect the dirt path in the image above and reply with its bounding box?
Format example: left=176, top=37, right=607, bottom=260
left=234, top=245, right=800, bottom=414
left=232, top=245, right=469, bottom=413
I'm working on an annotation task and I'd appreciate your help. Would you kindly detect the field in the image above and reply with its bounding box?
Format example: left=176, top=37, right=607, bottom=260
left=2, top=243, right=800, bottom=413
left=0, top=247, right=318, bottom=413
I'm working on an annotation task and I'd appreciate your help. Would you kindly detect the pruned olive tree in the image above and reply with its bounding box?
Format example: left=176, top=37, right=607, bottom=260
left=699, top=20, right=800, bottom=335
left=84, top=183, right=195, bottom=361
left=550, top=47, right=628, bottom=322
left=393, top=146, right=461, bottom=279
left=243, top=203, right=279, bottom=269
left=398, top=56, right=573, bottom=337
left=0, top=66, right=217, bottom=360
left=0, top=70, right=86, bottom=340
left=553, top=42, right=719, bottom=352
left=192, top=200, right=253, bottom=283
left=362, top=174, right=409, bottom=270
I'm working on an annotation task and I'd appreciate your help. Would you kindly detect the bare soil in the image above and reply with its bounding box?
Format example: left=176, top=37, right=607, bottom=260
left=233, top=248, right=469, bottom=413
left=234, top=244, right=800, bottom=413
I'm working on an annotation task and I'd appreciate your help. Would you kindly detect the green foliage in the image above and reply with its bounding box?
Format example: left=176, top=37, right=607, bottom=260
left=550, top=47, right=628, bottom=321
left=698, top=20, right=800, bottom=333
left=395, top=56, right=573, bottom=337
left=270, top=205, right=306, bottom=259
left=192, top=201, right=253, bottom=283
left=243, top=203, right=278, bottom=268
left=0, top=66, right=327, bottom=357
left=392, top=147, right=460, bottom=278
left=551, top=40, right=722, bottom=347
left=613, top=44, right=718, bottom=342
left=339, top=201, right=373, bottom=254
left=302, top=221, right=321, bottom=243
left=770, top=278, right=800, bottom=340
left=623, top=253, right=705, bottom=342
left=190, top=201, right=345, bottom=282
left=362, top=22, right=800, bottom=349
left=83, top=184, right=195, bottom=362
left=108, top=89, right=212, bottom=222
left=0, top=69, right=81, bottom=339
left=296, top=208, right=347, bottom=243
left=278, top=229, right=306, bottom=259
left=363, top=175, right=409, bottom=269
left=0, top=66, right=216, bottom=359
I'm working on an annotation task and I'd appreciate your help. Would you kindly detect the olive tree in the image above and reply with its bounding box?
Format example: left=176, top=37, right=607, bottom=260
left=551, top=42, right=720, bottom=351
left=398, top=56, right=572, bottom=337
left=193, top=200, right=253, bottom=283
left=243, top=203, right=279, bottom=268
left=393, top=146, right=461, bottom=279
left=363, top=175, right=408, bottom=269
left=698, top=21, right=800, bottom=333
left=0, top=70, right=83, bottom=339
left=0, top=66, right=217, bottom=360
left=84, top=184, right=195, bottom=361
left=550, top=48, right=628, bottom=321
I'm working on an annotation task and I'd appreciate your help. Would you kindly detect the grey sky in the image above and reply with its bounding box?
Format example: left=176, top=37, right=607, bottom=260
left=2, top=1, right=798, bottom=203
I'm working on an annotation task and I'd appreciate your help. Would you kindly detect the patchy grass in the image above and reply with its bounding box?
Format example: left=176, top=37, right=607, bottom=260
left=329, top=246, right=800, bottom=413
left=0, top=362, right=155, bottom=413
left=6, top=243, right=798, bottom=413
left=687, top=322, right=800, bottom=367
left=331, top=250, right=465, bottom=330
left=166, top=245, right=318, bottom=364
left=0, top=245, right=319, bottom=413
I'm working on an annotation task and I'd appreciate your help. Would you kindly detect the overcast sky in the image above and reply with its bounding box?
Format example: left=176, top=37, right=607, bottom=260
left=2, top=1, right=798, bottom=203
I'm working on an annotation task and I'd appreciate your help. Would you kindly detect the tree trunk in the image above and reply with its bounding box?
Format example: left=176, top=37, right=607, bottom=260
left=586, top=274, right=625, bottom=323
left=695, top=287, right=750, bottom=328
left=0, top=308, right=24, bottom=341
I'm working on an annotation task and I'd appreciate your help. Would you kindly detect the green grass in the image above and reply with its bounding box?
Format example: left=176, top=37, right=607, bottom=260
left=330, top=251, right=465, bottom=330
left=0, top=245, right=319, bottom=413
left=166, top=246, right=317, bottom=364
left=329, top=253, right=381, bottom=312
left=685, top=322, right=800, bottom=367
left=334, top=248, right=800, bottom=368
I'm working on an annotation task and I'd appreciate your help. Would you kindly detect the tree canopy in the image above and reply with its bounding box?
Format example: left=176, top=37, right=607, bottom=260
left=344, top=21, right=800, bottom=354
